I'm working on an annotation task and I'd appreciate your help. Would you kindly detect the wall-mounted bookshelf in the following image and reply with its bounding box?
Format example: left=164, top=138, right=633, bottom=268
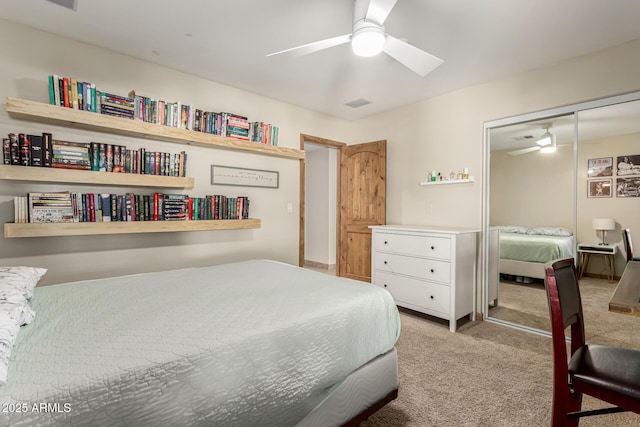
left=0, top=165, right=194, bottom=188
left=4, top=218, right=261, bottom=238
left=5, top=97, right=305, bottom=160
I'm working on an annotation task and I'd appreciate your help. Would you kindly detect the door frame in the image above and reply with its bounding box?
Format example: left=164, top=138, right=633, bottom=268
left=299, top=134, right=346, bottom=270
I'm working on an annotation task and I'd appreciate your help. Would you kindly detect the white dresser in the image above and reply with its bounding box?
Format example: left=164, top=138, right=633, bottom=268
left=370, top=225, right=479, bottom=332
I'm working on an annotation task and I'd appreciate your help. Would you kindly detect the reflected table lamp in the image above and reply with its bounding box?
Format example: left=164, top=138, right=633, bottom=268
left=592, top=218, right=616, bottom=245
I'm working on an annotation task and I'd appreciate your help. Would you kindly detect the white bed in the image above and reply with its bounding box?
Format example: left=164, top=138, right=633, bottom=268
left=498, top=230, right=574, bottom=280
left=0, top=260, right=400, bottom=426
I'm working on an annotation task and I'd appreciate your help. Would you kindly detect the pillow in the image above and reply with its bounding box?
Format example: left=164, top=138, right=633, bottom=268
left=495, top=225, right=529, bottom=234
left=0, top=267, right=47, bottom=300
left=0, top=301, right=36, bottom=386
left=527, top=226, right=573, bottom=237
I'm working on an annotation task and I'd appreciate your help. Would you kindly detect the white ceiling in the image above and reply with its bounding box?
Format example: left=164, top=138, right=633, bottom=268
left=3, top=0, right=640, bottom=121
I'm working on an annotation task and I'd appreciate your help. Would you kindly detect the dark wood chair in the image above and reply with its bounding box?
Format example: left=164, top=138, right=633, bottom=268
left=544, top=257, right=640, bottom=426
left=622, top=229, right=640, bottom=262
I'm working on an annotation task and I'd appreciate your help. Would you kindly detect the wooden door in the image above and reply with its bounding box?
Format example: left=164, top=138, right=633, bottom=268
left=338, top=140, right=386, bottom=281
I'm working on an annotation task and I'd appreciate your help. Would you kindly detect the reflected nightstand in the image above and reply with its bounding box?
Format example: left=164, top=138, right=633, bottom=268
left=577, top=243, right=617, bottom=282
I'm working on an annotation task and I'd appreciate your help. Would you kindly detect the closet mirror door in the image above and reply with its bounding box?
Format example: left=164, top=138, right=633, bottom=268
left=486, top=113, right=575, bottom=333
left=574, top=100, right=640, bottom=349
left=577, top=100, right=640, bottom=278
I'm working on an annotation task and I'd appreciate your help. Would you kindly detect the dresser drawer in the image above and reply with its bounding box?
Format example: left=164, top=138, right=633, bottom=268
left=375, top=253, right=451, bottom=284
left=374, top=271, right=450, bottom=316
left=375, top=232, right=451, bottom=260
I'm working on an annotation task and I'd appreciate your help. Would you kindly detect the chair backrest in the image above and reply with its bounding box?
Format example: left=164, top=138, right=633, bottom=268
left=544, top=258, right=586, bottom=383
left=622, top=229, right=634, bottom=261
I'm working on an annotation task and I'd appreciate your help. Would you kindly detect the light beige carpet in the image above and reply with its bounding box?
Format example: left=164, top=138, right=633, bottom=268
left=361, top=308, right=640, bottom=426
left=489, top=276, right=640, bottom=350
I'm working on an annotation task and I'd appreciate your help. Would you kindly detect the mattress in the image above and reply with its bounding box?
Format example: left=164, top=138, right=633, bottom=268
left=499, top=232, right=574, bottom=263
left=0, top=259, right=400, bottom=426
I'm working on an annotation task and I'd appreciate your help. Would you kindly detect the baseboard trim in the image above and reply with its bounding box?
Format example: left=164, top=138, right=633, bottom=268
left=304, top=260, right=336, bottom=272
left=582, top=272, right=621, bottom=281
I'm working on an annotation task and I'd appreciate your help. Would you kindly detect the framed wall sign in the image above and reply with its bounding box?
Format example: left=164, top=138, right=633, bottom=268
left=587, top=157, right=613, bottom=177
left=211, top=165, right=279, bottom=188
left=616, top=177, right=640, bottom=197
left=587, top=178, right=612, bottom=198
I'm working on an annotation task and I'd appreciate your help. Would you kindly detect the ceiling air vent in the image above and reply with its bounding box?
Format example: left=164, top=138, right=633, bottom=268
left=345, top=98, right=371, bottom=108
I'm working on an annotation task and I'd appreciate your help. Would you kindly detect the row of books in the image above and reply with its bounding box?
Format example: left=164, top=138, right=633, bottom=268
left=87, top=142, right=187, bottom=176
left=129, top=90, right=280, bottom=145
left=2, top=133, right=53, bottom=167
left=2, top=133, right=188, bottom=176
left=46, top=75, right=279, bottom=145
left=14, top=192, right=250, bottom=223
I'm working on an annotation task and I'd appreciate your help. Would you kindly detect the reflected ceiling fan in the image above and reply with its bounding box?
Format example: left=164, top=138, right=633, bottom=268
left=266, top=0, right=443, bottom=77
left=508, top=123, right=557, bottom=156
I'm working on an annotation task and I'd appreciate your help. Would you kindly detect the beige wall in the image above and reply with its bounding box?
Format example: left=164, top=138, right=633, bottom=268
left=490, top=146, right=574, bottom=229
left=304, top=144, right=337, bottom=266
left=0, top=19, right=352, bottom=285
left=350, top=39, right=640, bottom=232
left=2, top=18, right=640, bottom=289
left=350, top=39, right=640, bottom=309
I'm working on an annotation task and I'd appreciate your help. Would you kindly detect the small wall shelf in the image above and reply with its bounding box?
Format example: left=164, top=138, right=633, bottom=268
left=420, top=177, right=475, bottom=186
left=5, top=97, right=304, bottom=160
left=4, top=219, right=261, bottom=238
left=0, top=165, right=194, bottom=188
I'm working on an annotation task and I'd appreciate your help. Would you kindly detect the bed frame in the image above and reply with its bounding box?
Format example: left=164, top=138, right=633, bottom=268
left=499, top=258, right=546, bottom=280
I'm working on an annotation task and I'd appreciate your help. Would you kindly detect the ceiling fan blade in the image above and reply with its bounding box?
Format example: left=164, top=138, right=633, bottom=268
left=266, top=34, right=351, bottom=58
left=383, top=34, right=443, bottom=77
left=508, top=146, right=541, bottom=156
left=365, top=0, right=398, bottom=24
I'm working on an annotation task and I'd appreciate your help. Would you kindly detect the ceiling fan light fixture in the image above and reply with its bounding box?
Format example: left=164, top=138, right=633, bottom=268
left=536, top=133, right=552, bottom=147
left=351, top=23, right=385, bottom=57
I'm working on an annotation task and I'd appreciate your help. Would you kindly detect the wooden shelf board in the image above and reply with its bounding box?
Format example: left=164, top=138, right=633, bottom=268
left=4, top=219, right=261, bottom=238
left=6, top=98, right=304, bottom=160
left=0, top=165, right=194, bottom=188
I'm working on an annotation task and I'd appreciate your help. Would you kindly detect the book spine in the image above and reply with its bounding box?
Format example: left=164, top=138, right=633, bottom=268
left=42, top=133, right=53, bottom=167
left=18, top=133, right=30, bottom=166
left=62, top=77, right=70, bottom=108
left=29, top=135, right=43, bottom=167
left=101, top=194, right=111, bottom=222
left=48, top=75, right=56, bottom=105
left=2, top=138, right=9, bottom=165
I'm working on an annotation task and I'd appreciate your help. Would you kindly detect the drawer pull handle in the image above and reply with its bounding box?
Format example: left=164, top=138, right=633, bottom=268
left=384, top=241, right=388, bottom=244
left=430, top=295, right=434, bottom=300
left=383, top=284, right=388, bottom=288
left=430, top=269, right=435, bottom=273
left=430, top=246, right=435, bottom=250
left=384, top=261, right=388, bottom=265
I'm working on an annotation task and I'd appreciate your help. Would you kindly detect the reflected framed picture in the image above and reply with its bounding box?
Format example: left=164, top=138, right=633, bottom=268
left=616, top=155, right=640, bottom=176
left=616, top=177, right=640, bottom=197
left=587, top=178, right=612, bottom=198
left=587, top=157, right=613, bottom=177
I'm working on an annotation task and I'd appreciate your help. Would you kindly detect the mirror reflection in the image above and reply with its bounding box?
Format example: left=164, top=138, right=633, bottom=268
left=486, top=99, right=640, bottom=345
left=487, top=114, right=575, bottom=333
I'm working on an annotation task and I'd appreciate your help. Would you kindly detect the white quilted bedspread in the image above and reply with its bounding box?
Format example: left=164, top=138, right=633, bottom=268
left=0, top=260, right=400, bottom=426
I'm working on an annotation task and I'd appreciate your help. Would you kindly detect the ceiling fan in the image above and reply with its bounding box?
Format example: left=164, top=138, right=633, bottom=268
left=508, top=123, right=557, bottom=156
left=266, top=0, right=443, bottom=77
